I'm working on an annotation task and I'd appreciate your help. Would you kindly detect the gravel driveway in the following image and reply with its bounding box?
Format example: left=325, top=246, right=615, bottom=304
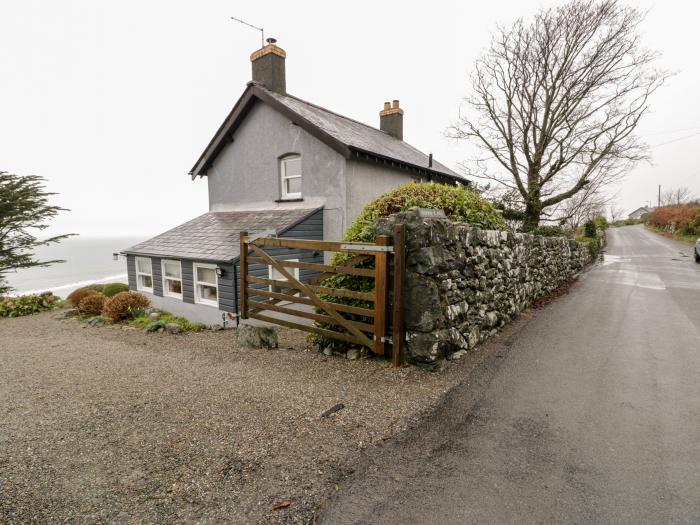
left=0, top=311, right=466, bottom=524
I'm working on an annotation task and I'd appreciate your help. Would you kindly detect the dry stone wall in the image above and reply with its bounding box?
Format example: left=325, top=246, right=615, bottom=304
left=375, top=209, right=596, bottom=370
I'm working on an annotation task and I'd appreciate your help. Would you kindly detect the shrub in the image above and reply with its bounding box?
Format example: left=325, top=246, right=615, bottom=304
left=648, top=205, right=700, bottom=235
left=577, top=236, right=603, bottom=257
left=0, top=293, right=62, bottom=317
left=102, top=291, right=151, bottom=322
left=102, top=283, right=129, bottom=297
left=530, top=225, right=572, bottom=238
left=85, top=284, right=105, bottom=292
left=77, top=293, right=106, bottom=316
left=312, top=182, right=507, bottom=351
left=584, top=220, right=597, bottom=238
left=343, top=181, right=507, bottom=244
left=130, top=310, right=207, bottom=332
left=593, top=215, right=608, bottom=230
left=66, top=287, right=99, bottom=307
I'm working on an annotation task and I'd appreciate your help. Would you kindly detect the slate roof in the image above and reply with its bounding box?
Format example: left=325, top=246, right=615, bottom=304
left=122, top=208, right=319, bottom=262
left=190, top=82, right=466, bottom=184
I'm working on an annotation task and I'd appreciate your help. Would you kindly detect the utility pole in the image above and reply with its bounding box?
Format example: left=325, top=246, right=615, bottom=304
left=658, top=184, right=661, bottom=208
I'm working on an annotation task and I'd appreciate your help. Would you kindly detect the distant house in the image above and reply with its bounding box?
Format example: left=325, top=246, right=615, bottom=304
left=628, top=206, right=652, bottom=220
left=123, top=39, right=467, bottom=325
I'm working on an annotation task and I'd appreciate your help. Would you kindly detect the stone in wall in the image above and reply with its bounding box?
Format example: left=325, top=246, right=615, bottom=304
left=376, top=209, right=595, bottom=370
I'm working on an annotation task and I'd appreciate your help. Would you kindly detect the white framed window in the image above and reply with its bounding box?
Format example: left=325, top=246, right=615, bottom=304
left=280, top=155, right=302, bottom=200
left=161, top=259, right=183, bottom=299
left=135, top=257, right=153, bottom=293
left=268, top=259, right=300, bottom=294
left=194, top=263, right=219, bottom=307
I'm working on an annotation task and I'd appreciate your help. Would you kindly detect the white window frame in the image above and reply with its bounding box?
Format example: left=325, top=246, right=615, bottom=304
left=268, top=259, right=300, bottom=293
left=135, top=257, right=153, bottom=293
left=280, top=155, right=302, bottom=200
left=193, top=263, right=219, bottom=307
left=161, top=259, right=183, bottom=300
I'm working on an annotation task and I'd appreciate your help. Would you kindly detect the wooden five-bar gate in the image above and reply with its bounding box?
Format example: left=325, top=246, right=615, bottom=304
left=239, top=225, right=406, bottom=365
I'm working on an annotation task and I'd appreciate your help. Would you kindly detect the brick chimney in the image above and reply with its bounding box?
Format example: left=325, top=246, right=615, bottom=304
left=250, top=38, right=286, bottom=94
left=379, top=100, right=403, bottom=140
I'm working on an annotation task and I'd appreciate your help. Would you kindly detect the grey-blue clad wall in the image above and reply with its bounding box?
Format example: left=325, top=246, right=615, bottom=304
left=124, top=208, right=324, bottom=319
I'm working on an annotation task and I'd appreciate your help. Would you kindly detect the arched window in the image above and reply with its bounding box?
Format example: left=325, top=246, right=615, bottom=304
left=280, top=155, right=302, bottom=199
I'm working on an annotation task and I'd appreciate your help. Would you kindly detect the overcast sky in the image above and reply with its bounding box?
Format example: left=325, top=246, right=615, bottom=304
left=1, top=0, right=698, bottom=237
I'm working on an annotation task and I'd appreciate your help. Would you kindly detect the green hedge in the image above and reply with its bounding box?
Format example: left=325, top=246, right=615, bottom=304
left=313, top=182, right=507, bottom=352
left=102, top=283, right=129, bottom=297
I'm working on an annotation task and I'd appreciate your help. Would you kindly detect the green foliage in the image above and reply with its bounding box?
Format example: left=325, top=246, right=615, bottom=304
left=0, top=171, right=74, bottom=295
left=611, top=218, right=641, bottom=227
left=584, top=220, right=597, bottom=238
left=342, top=182, right=507, bottom=244
left=85, top=284, right=106, bottom=292
left=102, top=283, right=129, bottom=297
left=130, top=310, right=207, bottom=332
left=312, top=182, right=507, bottom=351
left=593, top=215, right=608, bottom=230
left=576, top=236, right=603, bottom=257
left=530, top=225, right=572, bottom=238
left=0, top=293, right=63, bottom=317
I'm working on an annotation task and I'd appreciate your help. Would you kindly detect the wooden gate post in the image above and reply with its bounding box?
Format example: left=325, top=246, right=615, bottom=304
left=239, top=231, right=249, bottom=319
left=373, top=235, right=390, bottom=355
left=392, top=223, right=406, bottom=367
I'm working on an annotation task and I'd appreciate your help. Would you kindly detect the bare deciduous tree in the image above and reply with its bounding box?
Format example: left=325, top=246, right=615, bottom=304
left=609, top=204, right=625, bottom=223
left=556, top=188, right=611, bottom=231
left=449, top=0, right=669, bottom=230
left=660, top=186, right=695, bottom=206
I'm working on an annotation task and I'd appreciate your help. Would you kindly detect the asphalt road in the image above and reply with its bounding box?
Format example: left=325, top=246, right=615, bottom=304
left=319, top=225, right=700, bottom=524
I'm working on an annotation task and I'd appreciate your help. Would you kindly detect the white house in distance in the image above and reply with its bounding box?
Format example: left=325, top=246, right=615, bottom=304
left=628, top=206, right=652, bottom=220
left=122, top=39, right=467, bottom=325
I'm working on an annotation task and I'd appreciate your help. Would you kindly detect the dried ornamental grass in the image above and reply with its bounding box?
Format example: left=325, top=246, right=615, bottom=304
left=102, top=291, right=151, bottom=322
left=66, top=288, right=99, bottom=307
left=77, top=293, right=107, bottom=316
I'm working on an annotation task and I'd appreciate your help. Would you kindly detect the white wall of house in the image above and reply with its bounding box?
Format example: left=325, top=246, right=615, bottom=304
left=344, top=159, right=421, bottom=230
left=206, top=103, right=348, bottom=241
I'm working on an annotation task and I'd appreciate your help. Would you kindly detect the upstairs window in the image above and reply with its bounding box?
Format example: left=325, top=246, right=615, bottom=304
left=194, top=263, right=218, bottom=307
left=280, top=155, right=302, bottom=200
left=162, top=259, right=183, bottom=299
left=135, top=257, right=153, bottom=293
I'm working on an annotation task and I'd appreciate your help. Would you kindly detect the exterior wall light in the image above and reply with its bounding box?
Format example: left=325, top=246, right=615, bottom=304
left=215, top=267, right=224, bottom=278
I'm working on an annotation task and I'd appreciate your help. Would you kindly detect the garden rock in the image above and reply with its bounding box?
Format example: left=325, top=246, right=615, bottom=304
left=148, top=312, right=160, bottom=321
left=237, top=324, right=279, bottom=349
left=166, top=323, right=183, bottom=334
left=323, top=347, right=333, bottom=356
left=346, top=348, right=360, bottom=360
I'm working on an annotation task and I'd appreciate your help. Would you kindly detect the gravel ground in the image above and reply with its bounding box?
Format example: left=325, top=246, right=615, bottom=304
left=0, top=311, right=468, bottom=524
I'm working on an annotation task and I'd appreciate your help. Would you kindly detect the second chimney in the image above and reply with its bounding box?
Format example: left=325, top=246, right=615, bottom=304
left=379, top=100, right=403, bottom=140
left=250, top=38, right=286, bottom=94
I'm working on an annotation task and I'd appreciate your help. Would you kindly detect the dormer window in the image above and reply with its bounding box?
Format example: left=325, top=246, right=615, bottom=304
left=280, top=155, right=302, bottom=200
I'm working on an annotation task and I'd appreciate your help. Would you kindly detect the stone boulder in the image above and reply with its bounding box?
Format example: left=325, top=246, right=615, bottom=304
left=237, top=324, right=279, bottom=349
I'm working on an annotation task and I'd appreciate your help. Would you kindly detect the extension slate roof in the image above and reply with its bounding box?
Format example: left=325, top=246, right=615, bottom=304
left=123, top=208, right=320, bottom=262
left=189, top=82, right=466, bottom=184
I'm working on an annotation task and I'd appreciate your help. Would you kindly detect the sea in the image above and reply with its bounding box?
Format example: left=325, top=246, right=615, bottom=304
left=3, top=237, right=146, bottom=298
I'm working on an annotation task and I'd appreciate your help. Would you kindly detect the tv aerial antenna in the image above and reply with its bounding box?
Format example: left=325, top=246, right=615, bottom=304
left=230, top=15, right=265, bottom=48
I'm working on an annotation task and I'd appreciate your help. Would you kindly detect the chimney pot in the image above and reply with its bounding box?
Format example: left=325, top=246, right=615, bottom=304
left=250, top=39, right=286, bottom=94
left=379, top=99, right=404, bottom=141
